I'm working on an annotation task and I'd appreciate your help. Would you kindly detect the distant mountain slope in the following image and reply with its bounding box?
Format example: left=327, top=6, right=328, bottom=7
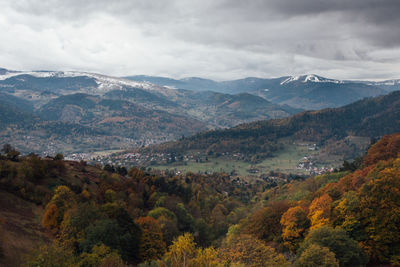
left=0, top=92, right=33, bottom=112
left=39, top=93, right=206, bottom=138
left=0, top=102, right=37, bottom=128
left=0, top=69, right=300, bottom=154
left=125, top=75, right=222, bottom=91
left=0, top=71, right=299, bottom=127
left=0, top=69, right=296, bottom=128
left=360, top=79, right=400, bottom=92
left=127, top=74, right=390, bottom=110
left=146, top=91, right=400, bottom=158
left=255, top=74, right=386, bottom=110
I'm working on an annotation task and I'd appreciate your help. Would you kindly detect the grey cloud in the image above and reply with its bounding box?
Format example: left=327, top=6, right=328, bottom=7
left=1, top=0, right=400, bottom=80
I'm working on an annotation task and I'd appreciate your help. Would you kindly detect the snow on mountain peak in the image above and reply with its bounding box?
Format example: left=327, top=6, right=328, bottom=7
left=280, top=74, right=342, bottom=85
left=280, top=76, right=300, bottom=85
left=0, top=70, right=173, bottom=95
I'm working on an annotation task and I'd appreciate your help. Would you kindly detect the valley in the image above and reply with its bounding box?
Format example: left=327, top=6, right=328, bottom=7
left=1, top=68, right=398, bottom=178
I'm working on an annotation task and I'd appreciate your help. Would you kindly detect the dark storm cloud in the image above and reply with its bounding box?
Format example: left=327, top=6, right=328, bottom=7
left=0, top=0, right=399, bottom=80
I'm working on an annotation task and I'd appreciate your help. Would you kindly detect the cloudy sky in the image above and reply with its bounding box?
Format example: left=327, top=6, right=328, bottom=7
left=1, top=0, right=400, bottom=80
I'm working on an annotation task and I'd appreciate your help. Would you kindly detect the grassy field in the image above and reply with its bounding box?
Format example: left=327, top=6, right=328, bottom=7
left=91, top=150, right=125, bottom=156
left=151, top=157, right=251, bottom=176
left=254, top=143, right=312, bottom=174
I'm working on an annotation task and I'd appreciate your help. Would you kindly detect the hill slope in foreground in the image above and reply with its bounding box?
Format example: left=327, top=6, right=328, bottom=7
left=1, top=134, right=400, bottom=266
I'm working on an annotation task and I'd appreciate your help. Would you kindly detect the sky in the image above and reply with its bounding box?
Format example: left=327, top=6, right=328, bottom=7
left=1, top=0, right=400, bottom=81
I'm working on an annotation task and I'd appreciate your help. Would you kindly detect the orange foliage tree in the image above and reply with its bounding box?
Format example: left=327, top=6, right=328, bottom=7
left=243, top=201, right=290, bottom=242
left=280, top=205, right=310, bottom=251
left=363, top=133, right=400, bottom=166
left=41, top=203, right=59, bottom=231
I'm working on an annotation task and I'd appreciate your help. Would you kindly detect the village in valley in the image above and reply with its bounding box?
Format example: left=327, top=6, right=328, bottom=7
left=64, top=141, right=336, bottom=180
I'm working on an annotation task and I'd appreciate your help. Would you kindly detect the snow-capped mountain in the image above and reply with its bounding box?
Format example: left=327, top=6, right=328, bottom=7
left=280, top=74, right=343, bottom=85
left=366, top=79, right=400, bottom=86
left=127, top=74, right=389, bottom=110
left=0, top=69, right=166, bottom=95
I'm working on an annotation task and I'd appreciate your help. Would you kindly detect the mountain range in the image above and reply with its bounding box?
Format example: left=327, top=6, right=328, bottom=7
left=127, top=74, right=397, bottom=110
left=0, top=69, right=295, bottom=154
left=0, top=68, right=399, bottom=155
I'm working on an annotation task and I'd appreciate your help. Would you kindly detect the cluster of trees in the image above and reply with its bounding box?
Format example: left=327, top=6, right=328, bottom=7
left=230, top=133, right=400, bottom=266
left=32, top=166, right=272, bottom=265
left=2, top=134, right=400, bottom=266
left=0, top=145, right=270, bottom=265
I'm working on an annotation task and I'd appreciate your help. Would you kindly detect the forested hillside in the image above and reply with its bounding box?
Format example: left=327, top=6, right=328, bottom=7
left=0, top=134, right=400, bottom=266
left=145, top=91, right=400, bottom=161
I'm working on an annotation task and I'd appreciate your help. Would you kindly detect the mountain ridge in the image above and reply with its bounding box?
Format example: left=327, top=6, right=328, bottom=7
left=125, top=73, right=392, bottom=110
left=142, top=91, right=400, bottom=162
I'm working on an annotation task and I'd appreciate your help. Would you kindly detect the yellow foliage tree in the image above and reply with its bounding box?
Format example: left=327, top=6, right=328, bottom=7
left=190, top=247, right=224, bottom=267
left=308, top=194, right=332, bottom=230
left=161, top=233, right=226, bottom=267
left=221, top=234, right=288, bottom=267
left=163, top=233, right=196, bottom=267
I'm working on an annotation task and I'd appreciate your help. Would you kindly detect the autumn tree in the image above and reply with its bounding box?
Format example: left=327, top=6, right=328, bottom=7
left=190, top=247, right=224, bottom=267
left=41, top=204, right=59, bottom=231
left=280, top=205, right=310, bottom=251
left=42, top=186, right=77, bottom=231
left=80, top=206, right=141, bottom=262
left=298, top=226, right=368, bottom=267
left=210, top=204, right=229, bottom=237
left=307, top=194, right=332, bottom=230
left=332, top=191, right=362, bottom=238
left=221, top=234, right=288, bottom=267
left=156, top=217, right=179, bottom=246
left=243, top=201, right=290, bottom=242
left=26, top=244, right=77, bottom=267
left=295, top=244, right=339, bottom=267
left=357, top=160, right=400, bottom=263
left=58, top=203, right=102, bottom=249
left=363, top=133, right=400, bottom=166
left=78, top=244, right=126, bottom=267
left=163, top=233, right=196, bottom=267
left=135, top=217, right=166, bottom=262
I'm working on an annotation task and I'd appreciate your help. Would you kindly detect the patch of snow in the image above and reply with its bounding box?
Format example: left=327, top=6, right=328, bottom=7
left=372, top=79, right=400, bottom=86
left=280, top=76, right=300, bottom=85
left=304, top=74, right=320, bottom=82
left=164, top=85, right=178, bottom=90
